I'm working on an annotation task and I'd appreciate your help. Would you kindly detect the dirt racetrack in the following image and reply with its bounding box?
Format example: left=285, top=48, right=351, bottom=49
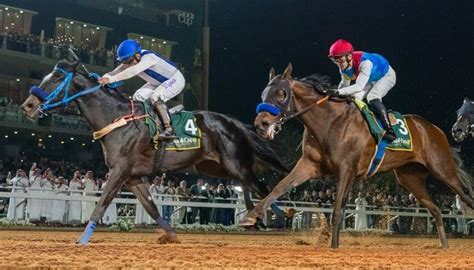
left=0, top=230, right=472, bottom=269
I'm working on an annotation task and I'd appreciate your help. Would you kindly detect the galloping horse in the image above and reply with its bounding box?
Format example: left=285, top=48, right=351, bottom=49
left=240, top=63, right=473, bottom=249
left=21, top=60, right=288, bottom=244
left=452, top=97, right=473, bottom=143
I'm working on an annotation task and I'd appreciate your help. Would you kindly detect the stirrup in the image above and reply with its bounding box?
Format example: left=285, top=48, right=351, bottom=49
left=383, top=130, right=397, bottom=142
left=159, top=129, right=177, bottom=140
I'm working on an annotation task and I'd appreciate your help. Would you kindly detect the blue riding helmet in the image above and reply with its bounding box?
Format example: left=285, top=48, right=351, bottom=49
left=116, top=39, right=142, bottom=62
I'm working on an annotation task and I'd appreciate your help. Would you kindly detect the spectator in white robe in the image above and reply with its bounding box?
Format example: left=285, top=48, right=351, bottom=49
left=354, top=192, right=368, bottom=230
left=101, top=173, right=117, bottom=225
left=6, top=169, right=29, bottom=220
left=27, top=163, right=43, bottom=222
left=455, top=195, right=468, bottom=235
left=67, top=171, right=82, bottom=224
left=81, top=171, right=97, bottom=224
left=150, top=175, right=165, bottom=213
left=40, top=168, right=56, bottom=222
left=51, top=177, right=68, bottom=223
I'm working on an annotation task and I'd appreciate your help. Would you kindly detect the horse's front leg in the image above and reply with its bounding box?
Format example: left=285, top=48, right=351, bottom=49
left=126, top=179, right=178, bottom=243
left=76, top=167, right=128, bottom=245
left=239, top=157, right=321, bottom=226
left=330, top=165, right=355, bottom=249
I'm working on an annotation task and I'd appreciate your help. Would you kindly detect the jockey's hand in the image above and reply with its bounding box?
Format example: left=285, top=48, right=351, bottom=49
left=98, top=77, right=110, bottom=85
left=325, top=88, right=341, bottom=97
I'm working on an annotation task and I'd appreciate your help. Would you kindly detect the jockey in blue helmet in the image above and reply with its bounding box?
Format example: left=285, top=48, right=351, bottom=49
left=99, top=39, right=185, bottom=140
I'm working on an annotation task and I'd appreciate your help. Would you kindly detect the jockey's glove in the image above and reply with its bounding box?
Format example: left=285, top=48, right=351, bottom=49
left=325, top=88, right=341, bottom=97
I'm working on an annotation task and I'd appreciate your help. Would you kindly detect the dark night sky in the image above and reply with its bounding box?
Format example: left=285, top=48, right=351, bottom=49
left=208, top=0, right=473, bottom=130
left=208, top=0, right=473, bottom=162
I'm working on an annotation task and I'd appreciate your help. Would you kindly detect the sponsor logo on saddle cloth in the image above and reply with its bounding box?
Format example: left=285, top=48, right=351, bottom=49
left=353, top=99, right=413, bottom=151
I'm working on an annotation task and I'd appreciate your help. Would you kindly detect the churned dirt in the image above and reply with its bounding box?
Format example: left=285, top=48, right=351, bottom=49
left=0, top=230, right=472, bottom=269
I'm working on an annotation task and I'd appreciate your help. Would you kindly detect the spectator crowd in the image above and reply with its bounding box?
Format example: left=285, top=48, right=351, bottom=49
left=1, top=31, right=115, bottom=68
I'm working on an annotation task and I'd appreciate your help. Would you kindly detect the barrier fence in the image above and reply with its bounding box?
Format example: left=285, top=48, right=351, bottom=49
left=0, top=186, right=473, bottom=233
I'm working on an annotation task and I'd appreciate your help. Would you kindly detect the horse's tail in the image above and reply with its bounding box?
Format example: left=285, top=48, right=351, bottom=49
left=243, top=124, right=290, bottom=174
left=451, top=148, right=474, bottom=209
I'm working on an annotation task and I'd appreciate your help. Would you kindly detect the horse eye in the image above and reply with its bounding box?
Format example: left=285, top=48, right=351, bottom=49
left=276, top=89, right=286, bottom=102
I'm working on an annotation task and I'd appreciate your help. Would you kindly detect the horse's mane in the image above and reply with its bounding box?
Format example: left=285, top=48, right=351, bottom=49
left=297, top=74, right=332, bottom=93
left=55, top=59, right=131, bottom=103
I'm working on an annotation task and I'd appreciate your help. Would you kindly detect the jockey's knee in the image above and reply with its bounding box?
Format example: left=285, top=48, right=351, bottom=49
left=149, top=91, right=164, bottom=104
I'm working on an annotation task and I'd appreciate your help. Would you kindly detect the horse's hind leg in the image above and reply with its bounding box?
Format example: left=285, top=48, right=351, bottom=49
left=425, top=148, right=473, bottom=209
left=126, top=179, right=177, bottom=240
left=394, top=163, right=448, bottom=248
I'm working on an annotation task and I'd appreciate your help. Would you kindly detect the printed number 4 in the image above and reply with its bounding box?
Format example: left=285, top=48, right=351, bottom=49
left=396, top=119, right=408, bottom=135
left=185, top=119, right=198, bottom=135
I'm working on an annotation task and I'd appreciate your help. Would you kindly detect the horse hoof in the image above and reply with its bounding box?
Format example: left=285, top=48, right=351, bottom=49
left=158, top=232, right=180, bottom=244
left=239, top=216, right=257, bottom=227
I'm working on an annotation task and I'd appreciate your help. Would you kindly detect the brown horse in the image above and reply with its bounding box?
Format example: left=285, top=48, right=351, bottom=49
left=240, top=63, right=474, bottom=249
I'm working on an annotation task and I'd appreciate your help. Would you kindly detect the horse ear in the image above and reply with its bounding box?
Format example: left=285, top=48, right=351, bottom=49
left=282, top=63, right=293, bottom=79
left=269, top=67, right=276, bottom=82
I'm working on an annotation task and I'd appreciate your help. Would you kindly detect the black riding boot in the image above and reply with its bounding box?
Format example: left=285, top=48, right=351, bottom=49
left=369, top=99, right=397, bottom=142
left=154, top=100, right=177, bottom=140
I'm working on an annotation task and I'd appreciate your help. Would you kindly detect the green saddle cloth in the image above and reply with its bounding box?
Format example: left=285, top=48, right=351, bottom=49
left=353, top=99, right=412, bottom=151
left=143, top=102, right=201, bottom=151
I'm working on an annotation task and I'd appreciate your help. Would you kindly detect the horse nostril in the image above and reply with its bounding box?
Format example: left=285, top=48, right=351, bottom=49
left=261, top=120, right=269, bottom=129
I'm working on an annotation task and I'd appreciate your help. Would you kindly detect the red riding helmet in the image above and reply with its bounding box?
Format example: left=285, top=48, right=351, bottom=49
left=328, top=39, right=354, bottom=57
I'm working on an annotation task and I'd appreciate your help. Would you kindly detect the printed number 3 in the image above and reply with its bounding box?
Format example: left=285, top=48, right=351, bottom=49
left=396, top=119, right=408, bottom=135
left=185, top=119, right=198, bottom=135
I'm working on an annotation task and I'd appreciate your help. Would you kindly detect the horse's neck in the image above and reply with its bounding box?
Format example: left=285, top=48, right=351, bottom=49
left=293, top=87, right=350, bottom=145
left=75, top=87, right=131, bottom=131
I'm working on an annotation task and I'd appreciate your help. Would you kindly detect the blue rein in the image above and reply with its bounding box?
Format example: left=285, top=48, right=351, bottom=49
left=29, top=68, right=122, bottom=115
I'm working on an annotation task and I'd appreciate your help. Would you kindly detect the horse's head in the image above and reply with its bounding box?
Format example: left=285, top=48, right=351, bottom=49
left=452, top=97, right=474, bottom=143
left=255, top=63, right=295, bottom=140
left=21, top=60, right=88, bottom=119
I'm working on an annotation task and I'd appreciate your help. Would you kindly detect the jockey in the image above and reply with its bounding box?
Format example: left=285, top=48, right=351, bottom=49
left=98, top=39, right=185, bottom=140
left=328, top=39, right=397, bottom=142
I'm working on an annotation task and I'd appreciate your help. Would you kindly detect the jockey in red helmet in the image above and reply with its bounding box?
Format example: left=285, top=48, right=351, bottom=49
left=328, top=39, right=397, bottom=142
left=98, top=39, right=184, bottom=140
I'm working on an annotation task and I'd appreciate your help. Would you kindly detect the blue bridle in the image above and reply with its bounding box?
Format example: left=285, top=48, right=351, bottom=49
left=256, top=102, right=281, bottom=116
left=29, top=68, right=121, bottom=115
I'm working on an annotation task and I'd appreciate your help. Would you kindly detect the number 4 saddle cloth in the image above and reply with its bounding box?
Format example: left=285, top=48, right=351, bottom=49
left=353, top=99, right=413, bottom=151
left=142, top=102, right=201, bottom=151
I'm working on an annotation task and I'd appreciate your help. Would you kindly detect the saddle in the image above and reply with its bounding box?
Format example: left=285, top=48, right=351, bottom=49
left=142, top=101, right=201, bottom=151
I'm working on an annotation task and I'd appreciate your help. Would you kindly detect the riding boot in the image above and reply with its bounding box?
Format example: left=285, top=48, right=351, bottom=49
left=154, top=100, right=177, bottom=140
left=369, top=99, right=397, bottom=142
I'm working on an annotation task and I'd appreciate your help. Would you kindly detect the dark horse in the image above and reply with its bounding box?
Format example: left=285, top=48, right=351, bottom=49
left=452, top=97, right=474, bottom=143
left=240, top=63, right=474, bottom=249
left=21, top=60, right=288, bottom=244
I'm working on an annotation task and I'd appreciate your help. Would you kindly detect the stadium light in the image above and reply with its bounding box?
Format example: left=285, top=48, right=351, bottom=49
left=60, top=141, right=64, bottom=144
left=13, top=131, right=18, bottom=134
left=70, top=137, right=74, bottom=141
left=48, top=134, right=52, bottom=138
left=4, top=135, right=8, bottom=139
left=31, top=133, right=35, bottom=136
